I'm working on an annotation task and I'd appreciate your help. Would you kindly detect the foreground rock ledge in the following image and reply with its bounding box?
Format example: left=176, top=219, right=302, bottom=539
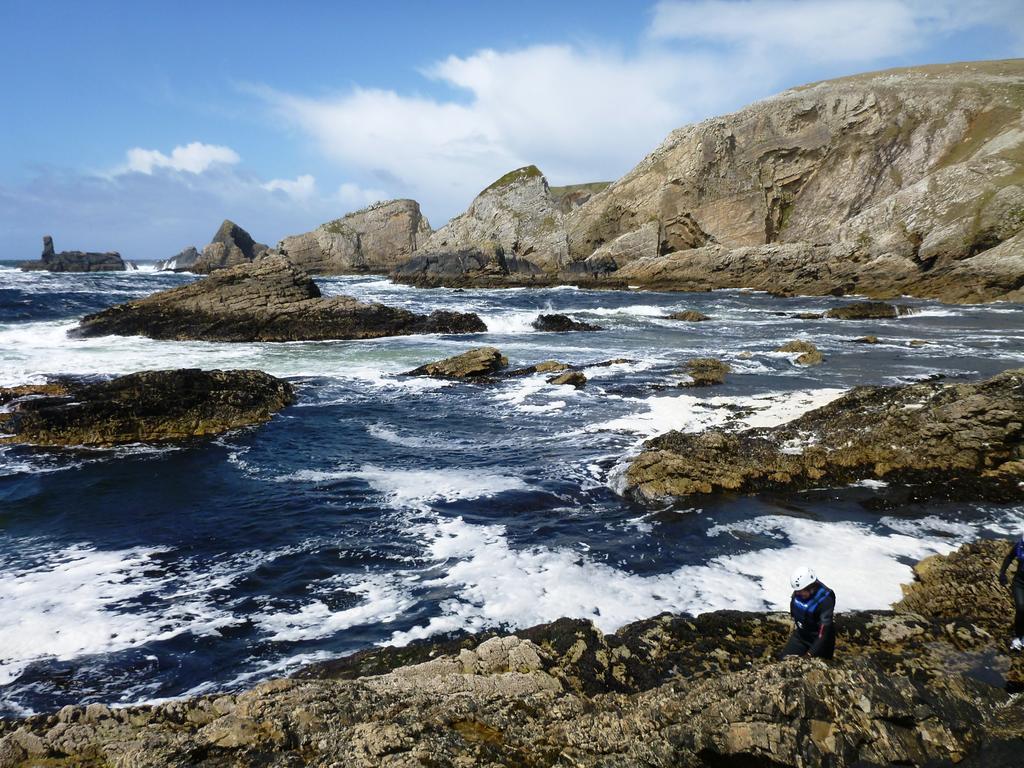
left=627, top=368, right=1024, bottom=502
left=1, top=541, right=1021, bottom=767
left=71, top=255, right=486, bottom=342
left=0, top=369, right=294, bottom=446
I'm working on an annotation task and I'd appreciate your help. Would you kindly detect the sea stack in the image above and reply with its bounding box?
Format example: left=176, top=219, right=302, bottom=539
left=19, top=235, right=127, bottom=272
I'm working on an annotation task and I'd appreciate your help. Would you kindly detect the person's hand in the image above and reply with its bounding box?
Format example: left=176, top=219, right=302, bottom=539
left=1000, top=573, right=1008, bottom=587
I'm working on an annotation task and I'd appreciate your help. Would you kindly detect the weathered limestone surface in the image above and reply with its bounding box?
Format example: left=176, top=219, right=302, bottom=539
left=0, top=369, right=293, bottom=446
left=70, top=256, right=486, bottom=342
left=278, top=199, right=431, bottom=274
left=19, top=236, right=126, bottom=272
left=405, top=347, right=508, bottom=379
left=626, top=368, right=1024, bottom=501
left=1, top=542, right=1021, bottom=767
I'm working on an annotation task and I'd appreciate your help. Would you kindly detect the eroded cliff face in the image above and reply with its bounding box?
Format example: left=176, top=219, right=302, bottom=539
left=278, top=199, right=432, bottom=275
left=568, top=60, right=1024, bottom=302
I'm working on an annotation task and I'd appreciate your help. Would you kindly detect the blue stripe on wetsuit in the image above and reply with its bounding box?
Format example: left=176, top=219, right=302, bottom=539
left=794, top=586, right=830, bottom=614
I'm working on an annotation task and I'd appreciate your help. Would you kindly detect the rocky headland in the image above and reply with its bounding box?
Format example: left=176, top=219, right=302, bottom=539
left=189, top=220, right=272, bottom=274
left=390, top=61, right=1024, bottom=301
left=278, top=199, right=432, bottom=275
left=71, top=255, right=486, bottom=342
left=0, top=540, right=1021, bottom=767
left=0, top=369, right=294, bottom=447
left=19, top=236, right=128, bottom=273
left=626, top=368, right=1024, bottom=502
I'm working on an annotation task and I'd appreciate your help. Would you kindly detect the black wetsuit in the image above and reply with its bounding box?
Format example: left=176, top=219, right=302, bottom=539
left=999, top=540, right=1024, bottom=638
left=781, top=582, right=836, bottom=659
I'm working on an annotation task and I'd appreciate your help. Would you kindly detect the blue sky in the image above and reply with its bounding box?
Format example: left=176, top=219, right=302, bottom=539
left=2, top=0, right=1022, bottom=260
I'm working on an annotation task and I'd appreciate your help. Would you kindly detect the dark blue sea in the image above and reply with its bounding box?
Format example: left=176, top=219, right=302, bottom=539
left=1, top=261, right=1022, bottom=716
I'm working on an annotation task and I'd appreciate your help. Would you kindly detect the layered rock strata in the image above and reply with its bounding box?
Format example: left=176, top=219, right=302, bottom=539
left=71, top=256, right=486, bottom=342
left=1, top=542, right=1021, bottom=767
left=626, top=368, right=1024, bottom=501
left=190, top=220, right=271, bottom=274
left=405, top=347, right=508, bottom=379
left=0, top=369, right=293, bottom=446
left=19, top=236, right=127, bottom=272
left=278, top=199, right=431, bottom=274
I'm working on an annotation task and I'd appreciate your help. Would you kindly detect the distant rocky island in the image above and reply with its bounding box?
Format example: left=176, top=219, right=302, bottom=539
left=19, top=236, right=130, bottom=272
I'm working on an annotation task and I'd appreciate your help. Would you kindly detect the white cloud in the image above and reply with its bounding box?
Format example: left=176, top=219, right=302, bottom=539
left=336, top=182, right=389, bottom=209
left=262, top=173, right=317, bottom=200
left=122, top=142, right=241, bottom=175
left=258, top=0, right=1023, bottom=225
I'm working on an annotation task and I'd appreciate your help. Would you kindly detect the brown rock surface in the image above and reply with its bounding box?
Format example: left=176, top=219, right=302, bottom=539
left=0, top=369, right=293, bottom=447
left=530, top=313, right=602, bottom=332
left=626, top=368, right=1024, bottom=501
left=776, top=339, right=824, bottom=365
left=405, top=347, right=508, bottom=379
left=825, top=301, right=912, bottom=319
left=547, top=370, right=586, bottom=388
left=191, top=220, right=271, bottom=274
left=668, top=310, right=710, bottom=321
left=70, top=256, right=486, bottom=342
left=683, top=357, right=730, bottom=386
left=278, top=200, right=431, bottom=274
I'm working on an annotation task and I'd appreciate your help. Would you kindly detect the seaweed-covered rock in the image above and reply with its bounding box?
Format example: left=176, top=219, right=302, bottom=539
left=668, top=310, right=710, bottom=321
left=683, top=358, right=730, bottom=386
left=71, top=256, right=486, bottom=342
left=405, top=347, right=508, bottom=379
left=777, top=339, right=824, bottom=365
left=531, top=313, right=602, bottom=332
left=626, top=368, right=1024, bottom=501
left=0, top=369, right=293, bottom=446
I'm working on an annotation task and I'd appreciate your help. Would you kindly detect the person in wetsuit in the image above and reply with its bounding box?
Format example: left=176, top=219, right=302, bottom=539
left=781, top=565, right=836, bottom=659
left=998, top=534, right=1024, bottom=651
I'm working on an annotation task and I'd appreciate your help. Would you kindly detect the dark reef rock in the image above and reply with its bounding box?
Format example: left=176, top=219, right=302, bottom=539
left=626, top=368, right=1024, bottom=501
left=531, top=313, right=602, bottom=332
left=155, top=245, right=201, bottom=272
left=405, top=347, right=508, bottom=379
left=19, top=235, right=126, bottom=272
left=547, top=370, right=586, bottom=388
left=825, top=301, right=914, bottom=320
left=70, top=255, right=486, bottom=342
left=0, top=369, right=294, bottom=446
left=1, top=542, right=1021, bottom=767
left=668, top=310, right=710, bottom=321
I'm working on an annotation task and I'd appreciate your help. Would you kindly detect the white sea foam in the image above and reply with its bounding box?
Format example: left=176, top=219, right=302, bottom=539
left=588, top=388, right=847, bottom=438
left=0, top=544, right=236, bottom=687
left=476, top=311, right=539, bottom=334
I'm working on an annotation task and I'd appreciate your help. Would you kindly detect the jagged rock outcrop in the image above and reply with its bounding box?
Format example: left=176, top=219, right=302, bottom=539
left=190, top=220, right=271, bottom=274
left=2, top=542, right=1021, bottom=767
left=0, top=370, right=293, bottom=446
left=154, top=246, right=200, bottom=272
left=70, top=255, right=486, bottom=342
left=683, top=357, right=730, bottom=386
left=278, top=200, right=431, bottom=274
left=825, top=301, right=913, bottom=320
left=668, top=310, right=710, bottom=321
left=570, top=61, right=1024, bottom=302
left=626, top=368, right=1024, bottom=501
left=531, top=313, right=602, bottom=332
left=18, top=236, right=127, bottom=272
left=547, top=370, right=586, bottom=388
left=393, top=166, right=571, bottom=287
left=405, top=347, right=508, bottom=379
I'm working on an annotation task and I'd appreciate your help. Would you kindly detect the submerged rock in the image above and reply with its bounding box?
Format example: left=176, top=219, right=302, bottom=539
left=71, top=256, right=486, bottom=342
left=683, top=357, right=730, bottom=386
left=776, top=339, right=824, bottom=365
left=825, top=301, right=913, bottom=320
left=19, top=235, right=126, bottom=272
left=626, top=368, right=1024, bottom=501
left=2, top=543, right=1020, bottom=767
left=853, top=335, right=881, bottom=344
left=531, top=313, right=602, bottom=332
left=667, top=310, right=710, bottom=321
left=0, top=369, right=293, bottom=447
left=405, top=347, right=508, bottom=379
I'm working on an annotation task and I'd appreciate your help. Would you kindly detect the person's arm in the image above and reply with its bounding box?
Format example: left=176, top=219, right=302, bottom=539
left=808, top=593, right=835, bottom=658
left=1000, top=546, right=1016, bottom=586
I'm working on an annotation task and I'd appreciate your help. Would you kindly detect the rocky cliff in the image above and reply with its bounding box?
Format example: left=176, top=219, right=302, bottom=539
left=189, top=220, right=272, bottom=274
left=0, top=541, right=1020, bottom=767
left=278, top=199, right=431, bottom=274
left=394, top=61, right=1024, bottom=301
left=70, top=255, right=486, bottom=342
left=19, top=236, right=127, bottom=272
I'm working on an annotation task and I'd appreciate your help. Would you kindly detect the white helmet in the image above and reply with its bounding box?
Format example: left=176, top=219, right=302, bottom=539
left=790, top=566, right=817, bottom=591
